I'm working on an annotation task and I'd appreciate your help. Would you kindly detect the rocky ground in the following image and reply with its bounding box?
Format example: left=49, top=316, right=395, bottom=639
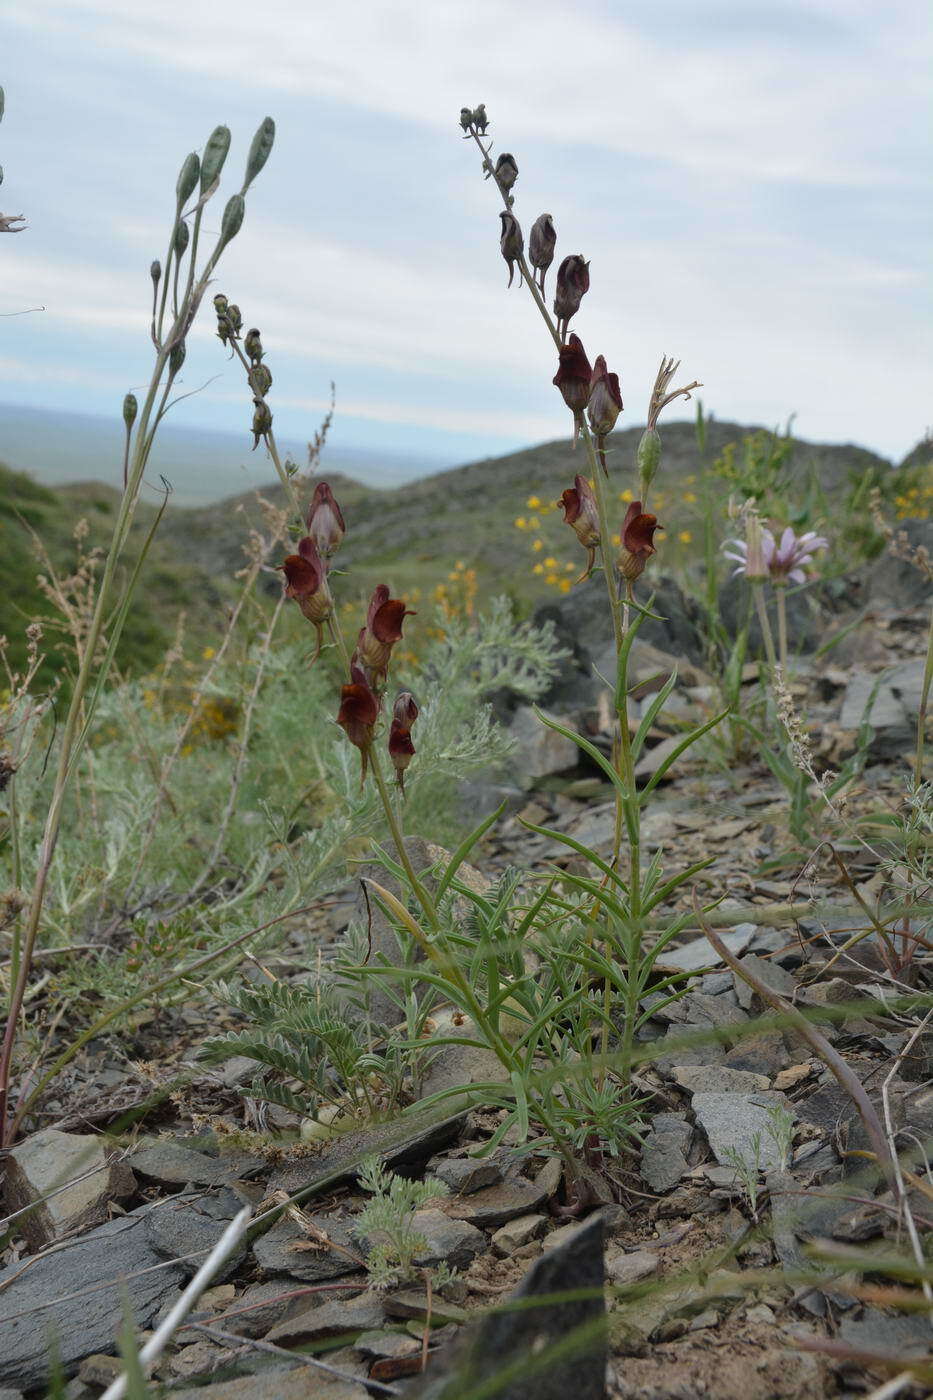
left=1, top=556, right=930, bottom=1399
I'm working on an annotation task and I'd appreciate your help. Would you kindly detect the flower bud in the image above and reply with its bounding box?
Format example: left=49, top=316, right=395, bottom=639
left=337, top=665, right=380, bottom=783
left=217, top=194, right=245, bottom=252
left=553, top=254, right=590, bottom=340
left=459, top=106, right=474, bottom=132
left=588, top=355, right=623, bottom=472
left=251, top=397, right=272, bottom=449
left=244, top=327, right=264, bottom=363
left=123, top=393, right=138, bottom=429
left=176, top=152, right=200, bottom=209
left=559, top=474, right=600, bottom=580
left=388, top=691, right=419, bottom=790
left=529, top=214, right=556, bottom=293
left=354, top=585, right=415, bottom=687
left=552, top=333, right=592, bottom=445
left=200, top=125, right=231, bottom=192
left=225, top=303, right=243, bottom=336
left=499, top=211, right=523, bottom=288
left=493, top=152, right=518, bottom=196
left=636, top=427, right=661, bottom=499
left=306, top=481, right=346, bottom=557
left=617, top=501, right=660, bottom=584
left=472, top=103, right=488, bottom=134
left=243, top=116, right=275, bottom=190
left=150, top=259, right=161, bottom=287
left=173, top=220, right=189, bottom=257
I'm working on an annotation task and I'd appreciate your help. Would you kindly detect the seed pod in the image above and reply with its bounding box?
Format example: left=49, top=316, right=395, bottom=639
left=169, top=339, right=186, bottom=376
left=529, top=214, right=556, bottom=293
left=173, top=220, right=189, bottom=257
left=499, top=211, right=523, bottom=288
left=150, top=259, right=161, bottom=287
left=472, top=103, right=488, bottom=134
left=244, top=327, right=264, bottom=363
left=251, top=397, right=272, bottom=448
left=553, top=254, right=590, bottom=340
left=176, top=152, right=200, bottom=209
left=494, top=152, right=518, bottom=194
left=213, top=293, right=229, bottom=316
left=200, top=125, right=231, bottom=192
left=588, top=354, right=623, bottom=472
left=243, top=116, right=275, bottom=190
left=250, top=362, right=273, bottom=396
left=459, top=106, right=473, bottom=132
left=637, top=427, right=661, bottom=498
left=225, top=303, right=243, bottom=335
left=217, top=194, right=245, bottom=252
left=123, top=393, right=138, bottom=429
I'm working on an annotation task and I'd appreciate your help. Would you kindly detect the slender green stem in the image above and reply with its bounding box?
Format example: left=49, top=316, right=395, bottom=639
left=775, top=583, right=789, bottom=675
left=368, top=748, right=438, bottom=933
left=752, top=582, right=779, bottom=673
left=914, top=604, right=933, bottom=791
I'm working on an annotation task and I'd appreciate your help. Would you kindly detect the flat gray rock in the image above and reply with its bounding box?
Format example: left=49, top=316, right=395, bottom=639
left=410, top=1209, right=486, bottom=1270
left=640, top=1115, right=693, bottom=1192
left=145, top=1188, right=248, bottom=1279
left=430, top=1156, right=502, bottom=1195
left=840, top=659, right=925, bottom=729
left=441, top=1175, right=548, bottom=1228
left=692, top=1092, right=794, bottom=1172
left=128, top=1137, right=263, bottom=1186
left=0, top=1212, right=186, bottom=1390
left=171, top=1366, right=369, bottom=1398
left=4, top=1128, right=135, bottom=1249
left=266, top=1291, right=385, bottom=1346
left=655, top=924, right=756, bottom=973
left=252, top=1213, right=364, bottom=1283
left=669, top=1065, right=770, bottom=1094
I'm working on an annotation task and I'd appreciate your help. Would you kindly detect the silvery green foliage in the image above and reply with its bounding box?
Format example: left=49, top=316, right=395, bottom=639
left=354, top=1156, right=453, bottom=1289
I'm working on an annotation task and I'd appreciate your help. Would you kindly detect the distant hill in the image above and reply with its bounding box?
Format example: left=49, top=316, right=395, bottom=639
left=0, top=417, right=915, bottom=689
left=0, top=403, right=448, bottom=504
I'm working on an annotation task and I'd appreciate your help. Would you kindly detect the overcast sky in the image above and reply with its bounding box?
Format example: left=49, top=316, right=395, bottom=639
left=1, top=0, right=930, bottom=477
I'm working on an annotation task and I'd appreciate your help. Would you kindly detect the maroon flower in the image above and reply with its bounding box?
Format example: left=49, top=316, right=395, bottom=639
left=499, top=211, right=524, bottom=288
left=529, top=213, right=557, bottom=293
left=588, top=355, right=623, bottom=473
left=552, top=334, right=593, bottom=445
left=388, top=691, right=419, bottom=790
left=306, top=481, right=345, bottom=558
left=280, top=535, right=332, bottom=660
left=559, top=474, right=601, bottom=581
left=337, top=665, right=380, bottom=783
left=354, top=584, right=415, bottom=687
left=617, top=501, right=660, bottom=584
left=553, top=254, right=590, bottom=340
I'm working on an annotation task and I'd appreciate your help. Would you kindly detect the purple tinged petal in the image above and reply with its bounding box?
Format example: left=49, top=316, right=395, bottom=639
left=788, top=569, right=807, bottom=584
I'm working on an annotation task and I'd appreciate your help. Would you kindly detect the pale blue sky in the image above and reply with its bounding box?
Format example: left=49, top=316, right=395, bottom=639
left=0, top=0, right=930, bottom=479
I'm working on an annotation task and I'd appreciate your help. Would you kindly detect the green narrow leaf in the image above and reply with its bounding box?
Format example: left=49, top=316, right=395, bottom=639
left=639, top=708, right=729, bottom=798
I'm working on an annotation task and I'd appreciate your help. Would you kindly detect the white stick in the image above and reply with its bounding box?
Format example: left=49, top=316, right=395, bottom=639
left=100, top=1205, right=252, bottom=1400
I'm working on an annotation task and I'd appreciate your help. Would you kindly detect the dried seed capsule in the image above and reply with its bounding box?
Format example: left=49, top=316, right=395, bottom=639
left=251, top=397, right=272, bottom=448
left=173, top=221, right=189, bottom=257
left=213, top=293, right=229, bottom=316
left=588, top=355, right=623, bottom=472
left=250, top=362, right=273, bottom=396
left=169, top=339, right=186, bottom=376
left=472, top=103, right=488, bottom=134
left=459, top=106, right=474, bottom=132
left=217, top=194, right=245, bottom=251
left=150, top=260, right=161, bottom=287
left=244, top=328, right=264, bottom=363
left=553, top=255, right=590, bottom=340
left=243, top=117, right=275, bottom=190
left=494, top=152, right=518, bottom=194
left=499, top=211, right=524, bottom=288
left=175, top=152, right=200, bottom=209
left=528, top=214, right=556, bottom=293
left=200, top=125, right=231, bottom=192
left=225, top=303, right=243, bottom=335
left=123, top=393, right=138, bottom=429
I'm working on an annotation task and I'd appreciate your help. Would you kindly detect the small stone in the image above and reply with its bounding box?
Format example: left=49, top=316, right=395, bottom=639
left=731, top=953, right=797, bottom=1009
left=4, top=1128, right=136, bottom=1249
left=744, top=1303, right=776, bottom=1324
left=722, top=1033, right=789, bottom=1077
left=442, top=1176, right=547, bottom=1228
left=171, top=1367, right=369, bottom=1399
left=669, top=1064, right=770, bottom=1094
left=692, top=1092, right=793, bottom=1172
left=410, top=1209, right=485, bottom=1270
left=773, top=1063, right=814, bottom=1091
left=431, top=1157, right=502, bottom=1195
left=383, top=1289, right=468, bottom=1325
left=168, top=1340, right=224, bottom=1379
left=655, top=925, right=756, bottom=973
left=77, top=1355, right=123, bottom=1387
left=128, top=1137, right=262, bottom=1186
left=353, top=1328, right=420, bottom=1359
left=145, top=1188, right=248, bottom=1279
left=491, top=1213, right=547, bottom=1255
left=605, top=1250, right=659, bottom=1287
left=224, top=1278, right=316, bottom=1337
left=687, top=1307, right=721, bottom=1331
left=252, top=1214, right=364, bottom=1283
left=266, top=1291, right=385, bottom=1346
